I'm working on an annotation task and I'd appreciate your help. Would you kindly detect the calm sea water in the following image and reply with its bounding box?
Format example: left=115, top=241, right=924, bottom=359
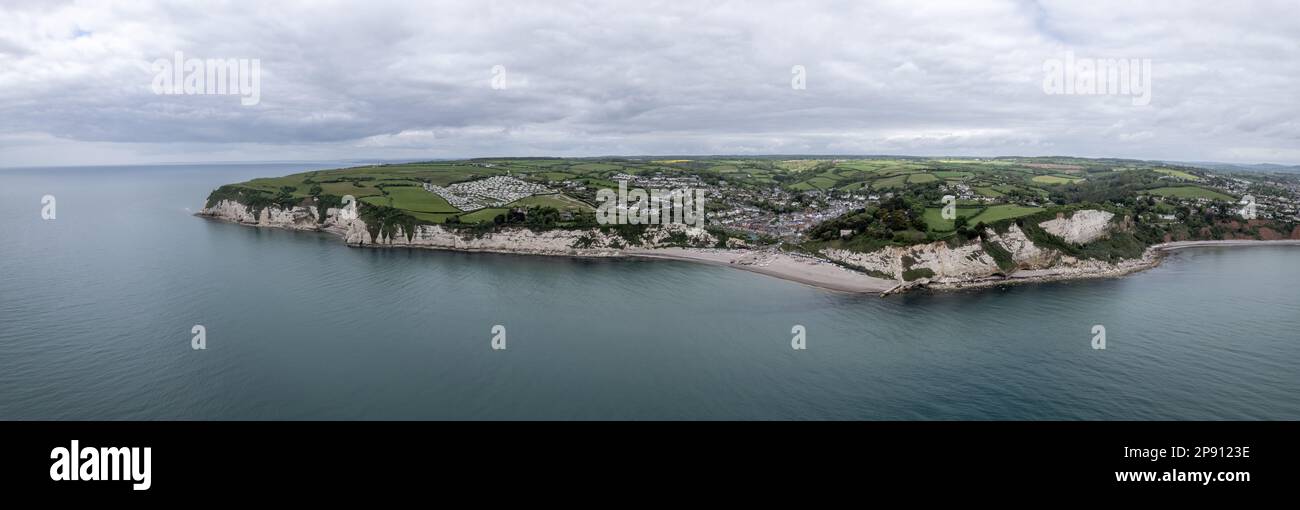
left=1, top=163, right=1298, bottom=420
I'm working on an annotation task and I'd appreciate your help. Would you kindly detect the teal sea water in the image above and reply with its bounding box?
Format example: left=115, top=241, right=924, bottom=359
left=1, top=163, right=1298, bottom=420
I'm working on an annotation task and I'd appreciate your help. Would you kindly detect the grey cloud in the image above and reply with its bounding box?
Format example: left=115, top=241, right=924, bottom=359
left=0, top=0, right=1297, bottom=166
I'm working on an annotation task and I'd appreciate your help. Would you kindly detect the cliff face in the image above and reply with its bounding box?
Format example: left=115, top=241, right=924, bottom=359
left=200, top=200, right=1150, bottom=290
left=819, top=209, right=1150, bottom=287
left=198, top=199, right=716, bottom=256
left=341, top=221, right=628, bottom=256
left=821, top=224, right=1040, bottom=281
left=1038, top=209, right=1114, bottom=244
left=202, top=199, right=326, bottom=231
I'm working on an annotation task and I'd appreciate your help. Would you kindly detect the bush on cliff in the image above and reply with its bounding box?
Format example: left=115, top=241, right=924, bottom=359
left=358, top=202, right=423, bottom=242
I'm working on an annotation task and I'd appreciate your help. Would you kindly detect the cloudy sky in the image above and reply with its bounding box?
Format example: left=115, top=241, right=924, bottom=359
left=1, top=0, right=1297, bottom=167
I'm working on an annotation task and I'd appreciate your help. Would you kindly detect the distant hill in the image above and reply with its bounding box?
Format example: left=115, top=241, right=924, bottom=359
left=1173, top=161, right=1300, bottom=175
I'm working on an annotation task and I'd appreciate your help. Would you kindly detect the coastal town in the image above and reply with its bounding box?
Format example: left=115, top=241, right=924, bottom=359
left=210, top=156, right=1300, bottom=253
left=201, top=155, right=1300, bottom=298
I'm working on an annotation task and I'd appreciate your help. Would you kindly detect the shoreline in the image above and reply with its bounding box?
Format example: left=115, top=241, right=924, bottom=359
left=924, top=252, right=1164, bottom=292
left=197, top=212, right=897, bottom=293
left=198, top=213, right=1298, bottom=295
left=925, top=240, right=1300, bottom=292
left=1150, top=239, right=1300, bottom=251
left=626, top=247, right=897, bottom=293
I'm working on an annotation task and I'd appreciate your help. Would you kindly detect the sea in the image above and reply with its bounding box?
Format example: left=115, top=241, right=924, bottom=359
left=2, top=163, right=1297, bottom=419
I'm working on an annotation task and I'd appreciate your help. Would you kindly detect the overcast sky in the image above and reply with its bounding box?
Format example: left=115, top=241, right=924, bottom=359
left=1, top=0, right=1297, bottom=167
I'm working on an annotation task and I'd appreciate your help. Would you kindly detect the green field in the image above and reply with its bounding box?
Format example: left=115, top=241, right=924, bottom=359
left=580, top=177, right=618, bottom=189
left=872, top=174, right=910, bottom=189
left=790, top=173, right=840, bottom=190
left=508, top=193, right=593, bottom=212
left=907, top=173, right=938, bottom=184
left=776, top=160, right=827, bottom=172
left=923, top=206, right=985, bottom=232
left=1148, top=186, right=1235, bottom=201
left=967, top=204, right=1044, bottom=224
left=385, top=186, right=460, bottom=213
left=1032, top=175, right=1083, bottom=185
left=459, top=208, right=510, bottom=224
left=317, top=181, right=382, bottom=199
left=1154, top=169, right=1201, bottom=181
left=407, top=211, right=460, bottom=224
left=973, top=186, right=1004, bottom=198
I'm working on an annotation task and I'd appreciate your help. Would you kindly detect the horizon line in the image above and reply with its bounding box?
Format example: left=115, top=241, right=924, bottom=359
left=2, top=154, right=1297, bottom=171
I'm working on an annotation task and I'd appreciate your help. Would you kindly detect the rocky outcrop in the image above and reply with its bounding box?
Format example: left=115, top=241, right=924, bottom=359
left=1038, top=209, right=1114, bottom=244
left=988, top=223, right=1051, bottom=265
left=202, top=199, right=326, bottom=231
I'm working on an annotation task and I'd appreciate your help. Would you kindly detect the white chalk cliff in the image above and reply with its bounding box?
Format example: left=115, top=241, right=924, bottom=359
left=200, top=199, right=1149, bottom=292
left=819, top=209, right=1154, bottom=288
left=199, top=199, right=716, bottom=256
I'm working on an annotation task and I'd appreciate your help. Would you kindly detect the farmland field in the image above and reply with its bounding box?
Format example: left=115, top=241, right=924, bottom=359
left=386, top=187, right=461, bottom=213
left=805, top=176, right=839, bottom=189
left=967, top=204, right=1043, bottom=224
left=872, top=174, right=910, bottom=189
left=973, top=186, right=1004, bottom=198
left=923, top=206, right=985, bottom=232
left=407, top=211, right=460, bottom=224
left=1031, top=175, right=1083, bottom=185
left=776, top=160, right=827, bottom=172
left=508, top=193, right=594, bottom=212
left=459, top=208, right=510, bottom=224
left=1154, top=168, right=1201, bottom=181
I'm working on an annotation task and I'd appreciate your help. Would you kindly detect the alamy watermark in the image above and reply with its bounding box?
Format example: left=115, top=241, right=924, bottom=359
left=50, top=440, right=151, bottom=491
left=192, top=325, right=207, bottom=350
left=491, top=65, right=508, bottom=90
left=41, top=194, right=56, bottom=220
left=1043, top=51, right=1151, bottom=106
left=491, top=324, right=507, bottom=350
left=1238, top=195, right=1257, bottom=220
left=595, top=181, right=706, bottom=228
left=151, top=51, right=261, bottom=106
left=941, top=195, right=957, bottom=220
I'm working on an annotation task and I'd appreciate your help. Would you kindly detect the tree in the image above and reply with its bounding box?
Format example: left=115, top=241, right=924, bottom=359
left=275, top=186, right=297, bottom=202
